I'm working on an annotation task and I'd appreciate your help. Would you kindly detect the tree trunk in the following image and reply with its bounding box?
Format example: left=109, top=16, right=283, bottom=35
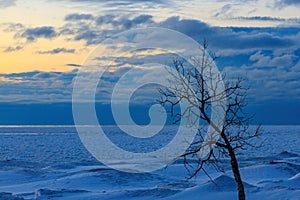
left=228, top=146, right=245, bottom=200
left=220, top=131, right=246, bottom=200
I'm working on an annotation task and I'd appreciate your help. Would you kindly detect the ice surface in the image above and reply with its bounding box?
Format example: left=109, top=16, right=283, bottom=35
left=0, top=125, right=299, bottom=199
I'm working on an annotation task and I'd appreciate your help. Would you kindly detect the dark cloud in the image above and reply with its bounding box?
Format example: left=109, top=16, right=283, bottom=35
left=73, top=30, right=100, bottom=45
left=159, top=16, right=295, bottom=51
left=66, top=63, right=81, bottom=67
left=1, top=10, right=300, bottom=119
left=65, top=13, right=94, bottom=21
left=37, top=48, right=75, bottom=54
left=233, top=16, right=285, bottom=21
left=63, top=14, right=154, bottom=45
left=33, top=72, right=61, bottom=79
left=118, top=14, right=154, bottom=29
left=96, top=14, right=153, bottom=28
left=10, top=13, right=299, bottom=53
left=3, top=46, right=23, bottom=52
left=3, top=71, right=40, bottom=79
left=0, top=0, right=17, bottom=8
left=58, top=14, right=298, bottom=50
left=275, top=0, right=300, bottom=8
left=131, top=15, right=153, bottom=25
left=160, top=16, right=212, bottom=35
left=95, top=14, right=116, bottom=25
left=19, top=26, right=57, bottom=42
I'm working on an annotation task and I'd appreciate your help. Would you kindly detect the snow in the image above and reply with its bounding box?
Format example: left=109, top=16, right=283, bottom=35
left=0, top=125, right=299, bottom=199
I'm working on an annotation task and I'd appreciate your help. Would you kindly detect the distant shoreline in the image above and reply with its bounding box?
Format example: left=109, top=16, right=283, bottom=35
left=1, top=124, right=300, bottom=128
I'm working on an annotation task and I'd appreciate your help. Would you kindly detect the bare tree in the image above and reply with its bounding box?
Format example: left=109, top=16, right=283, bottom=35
left=158, top=40, right=261, bottom=200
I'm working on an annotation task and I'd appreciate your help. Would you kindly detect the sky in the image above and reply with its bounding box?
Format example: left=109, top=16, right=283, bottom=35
left=0, top=0, right=300, bottom=125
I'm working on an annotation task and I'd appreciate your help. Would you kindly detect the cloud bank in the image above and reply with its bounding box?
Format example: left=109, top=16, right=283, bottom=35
left=37, top=48, right=75, bottom=54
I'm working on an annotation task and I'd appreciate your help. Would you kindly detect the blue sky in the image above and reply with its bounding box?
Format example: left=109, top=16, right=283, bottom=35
left=0, top=0, right=300, bottom=125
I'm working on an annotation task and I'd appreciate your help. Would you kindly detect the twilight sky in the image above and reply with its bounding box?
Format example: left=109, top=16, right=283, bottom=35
left=0, top=0, right=300, bottom=124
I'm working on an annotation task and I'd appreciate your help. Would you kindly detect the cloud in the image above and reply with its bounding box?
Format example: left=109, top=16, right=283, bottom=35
left=73, top=30, right=100, bottom=45
left=12, top=13, right=296, bottom=51
left=65, top=13, right=95, bottom=21
left=129, top=14, right=153, bottom=26
left=0, top=0, right=17, bottom=8
left=222, top=47, right=300, bottom=103
left=66, top=63, right=81, bottom=67
left=37, top=48, right=75, bottom=54
left=0, top=70, right=77, bottom=103
left=214, top=4, right=232, bottom=17
left=65, top=0, right=164, bottom=2
left=9, top=14, right=153, bottom=46
left=8, top=14, right=298, bottom=58
left=274, top=0, right=300, bottom=8
left=1, top=10, right=300, bottom=120
left=19, top=26, right=57, bottom=42
left=2, top=23, right=24, bottom=32
left=95, top=14, right=117, bottom=25
left=3, top=46, right=23, bottom=52
left=63, top=0, right=166, bottom=6
left=56, top=0, right=172, bottom=12
left=233, top=16, right=285, bottom=22
left=159, top=16, right=295, bottom=51
left=95, top=14, right=153, bottom=28
left=62, top=14, right=154, bottom=45
left=249, top=51, right=297, bottom=68
left=33, top=72, right=61, bottom=79
left=0, top=76, right=24, bottom=83
left=57, top=13, right=299, bottom=54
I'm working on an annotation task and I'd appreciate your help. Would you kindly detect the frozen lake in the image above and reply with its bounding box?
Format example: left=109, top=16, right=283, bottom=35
left=0, top=125, right=299, bottom=199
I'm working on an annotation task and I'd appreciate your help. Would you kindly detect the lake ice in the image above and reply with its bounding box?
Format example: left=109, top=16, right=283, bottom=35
left=0, top=125, right=299, bottom=199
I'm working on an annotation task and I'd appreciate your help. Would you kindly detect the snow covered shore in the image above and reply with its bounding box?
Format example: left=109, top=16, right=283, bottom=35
left=0, top=126, right=299, bottom=199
